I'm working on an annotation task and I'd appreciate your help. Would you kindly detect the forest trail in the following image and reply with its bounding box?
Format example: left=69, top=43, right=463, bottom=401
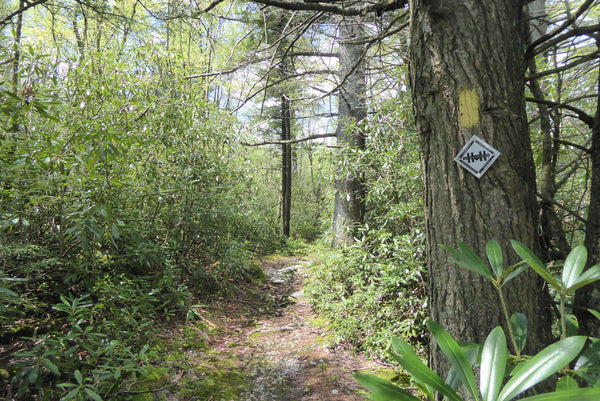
left=159, top=257, right=385, bottom=400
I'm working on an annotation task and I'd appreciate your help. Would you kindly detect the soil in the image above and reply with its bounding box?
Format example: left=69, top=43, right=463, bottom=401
left=159, top=256, right=388, bottom=401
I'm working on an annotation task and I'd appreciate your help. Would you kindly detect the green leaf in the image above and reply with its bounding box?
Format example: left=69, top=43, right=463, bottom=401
left=511, top=241, right=559, bottom=289
left=63, top=388, right=79, bottom=401
left=0, top=287, right=19, bottom=297
left=413, top=379, right=435, bottom=401
left=428, top=321, right=478, bottom=400
left=447, top=342, right=481, bottom=390
left=574, top=338, right=600, bottom=372
left=566, top=314, right=578, bottom=337
left=480, top=326, right=507, bottom=401
left=84, top=387, right=104, bottom=401
left=562, top=245, right=587, bottom=290
left=111, top=223, right=120, bottom=239
left=497, top=336, right=586, bottom=401
left=390, top=337, right=462, bottom=401
left=486, top=240, right=504, bottom=278
left=44, top=359, right=60, bottom=376
left=440, top=243, right=492, bottom=280
left=0, top=277, right=28, bottom=283
left=27, top=365, right=40, bottom=384
left=60, top=294, right=71, bottom=307
left=353, top=373, right=421, bottom=401
left=568, top=263, right=600, bottom=293
left=503, top=263, right=528, bottom=284
left=98, top=146, right=107, bottom=163
left=555, top=375, right=579, bottom=391
left=510, top=313, right=528, bottom=354
left=519, top=388, right=600, bottom=401
left=74, top=369, right=83, bottom=384
left=56, top=382, right=77, bottom=389
left=588, top=308, right=600, bottom=321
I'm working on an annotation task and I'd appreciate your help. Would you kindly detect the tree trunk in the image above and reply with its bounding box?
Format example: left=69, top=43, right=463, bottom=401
left=281, top=93, right=292, bottom=238
left=527, top=0, right=547, bottom=44
left=12, top=0, right=24, bottom=87
left=575, top=37, right=600, bottom=338
left=527, top=48, right=570, bottom=261
left=409, top=0, right=553, bottom=387
left=332, top=17, right=367, bottom=247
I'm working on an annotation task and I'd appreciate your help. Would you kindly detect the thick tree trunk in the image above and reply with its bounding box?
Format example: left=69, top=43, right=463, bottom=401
left=332, top=17, right=367, bottom=247
left=409, top=0, right=553, bottom=387
left=575, top=42, right=600, bottom=338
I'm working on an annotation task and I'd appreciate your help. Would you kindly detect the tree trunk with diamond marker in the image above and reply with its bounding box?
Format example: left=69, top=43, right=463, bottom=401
left=409, top=0, right=553, bottom=391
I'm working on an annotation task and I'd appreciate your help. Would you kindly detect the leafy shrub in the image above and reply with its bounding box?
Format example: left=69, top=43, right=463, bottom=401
left=355, top=241, right=600, bottom=400
left=0, top=39, right=283, bottom=400
left=307, top=228, right=427, bottom=358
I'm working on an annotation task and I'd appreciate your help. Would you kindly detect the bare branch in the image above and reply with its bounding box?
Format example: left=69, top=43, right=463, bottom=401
left=240, top=132, right=335, bottom=146
left=234, top=69, right=334, bottom=112
left=525, top=0, right=596, bottom=58
left=525, top=96, right=596, bottom=128
left=204, top=0, right=227, bottom=13
left=526, top=50, right=600, bottom=81
left=533, top=24, right=600, bottom=57
left=537, top=192, right=587, bottom=224
left=220, top=0, right=408, bottom=16
left=183, top=51, right=337, bottom=79
left=0, top=0, right=48, bottom=29
left=553, top=139, right=591, bottom=154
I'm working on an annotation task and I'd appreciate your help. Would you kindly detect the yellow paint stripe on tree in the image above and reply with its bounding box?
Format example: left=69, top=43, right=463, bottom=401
left=459, top=88, right=479, bottom=128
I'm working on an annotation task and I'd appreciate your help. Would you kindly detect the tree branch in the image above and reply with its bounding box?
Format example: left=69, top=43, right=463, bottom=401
left=183, top=52, right=337, bottom=80
left=204, top=0, right=226, bottom=13
left=240, top=132, right=335, bottom=146
left=238, top=0, right=408, bottom=16
left=532, top=24, right=600, bottom=58
left=553, top=139, right=591, bottom=155
left=525, top=96, right=595, bottom=128
left=537, top=192, right=587, bottom=224
left=0, top=0, right=48, bottom=29
left=525, top=0, right=596, bottom=59
left=526, top=50, right=600, bottom=81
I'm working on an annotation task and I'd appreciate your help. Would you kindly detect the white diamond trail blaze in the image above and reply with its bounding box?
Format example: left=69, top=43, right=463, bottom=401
left=454, top=135, right=500, bottom=178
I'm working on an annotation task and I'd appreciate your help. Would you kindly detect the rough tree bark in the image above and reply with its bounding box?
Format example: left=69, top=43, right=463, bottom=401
left=409, top=0, right=553, bottom=387
left=331, top=16, right=367, bottom=247
left=281, top=92, right=292, bottom=238
left=575, top=35, right=600, bottom=338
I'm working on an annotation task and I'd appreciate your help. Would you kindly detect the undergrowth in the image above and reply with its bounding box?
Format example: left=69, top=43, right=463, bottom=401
left=306, top=229, right=428, bottom=360
left=306, top=95, right=428, bottom=359
left=0, top=237, right=276, bottom=400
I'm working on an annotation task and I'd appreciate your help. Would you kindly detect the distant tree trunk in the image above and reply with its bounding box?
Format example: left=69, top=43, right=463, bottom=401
left=12, top=0, right=24, bottom=86
left=575, top=38, right=600, bottom=338
left=409, top=0, right=553, bottom=388
left=526, top=0, right=570, bottom=260
left=281, top=93, right=292, bottom=238
left=72, top=3, right=87, bottom=63
left=331, top=17, right=366, bottom=247
left=527, top=0, right=547, bottom=43
left=8, top=0, right=24, bottom=137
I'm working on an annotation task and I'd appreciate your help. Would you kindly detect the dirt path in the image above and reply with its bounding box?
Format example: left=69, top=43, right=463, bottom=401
left=158, top=257, right=385, bottom=400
